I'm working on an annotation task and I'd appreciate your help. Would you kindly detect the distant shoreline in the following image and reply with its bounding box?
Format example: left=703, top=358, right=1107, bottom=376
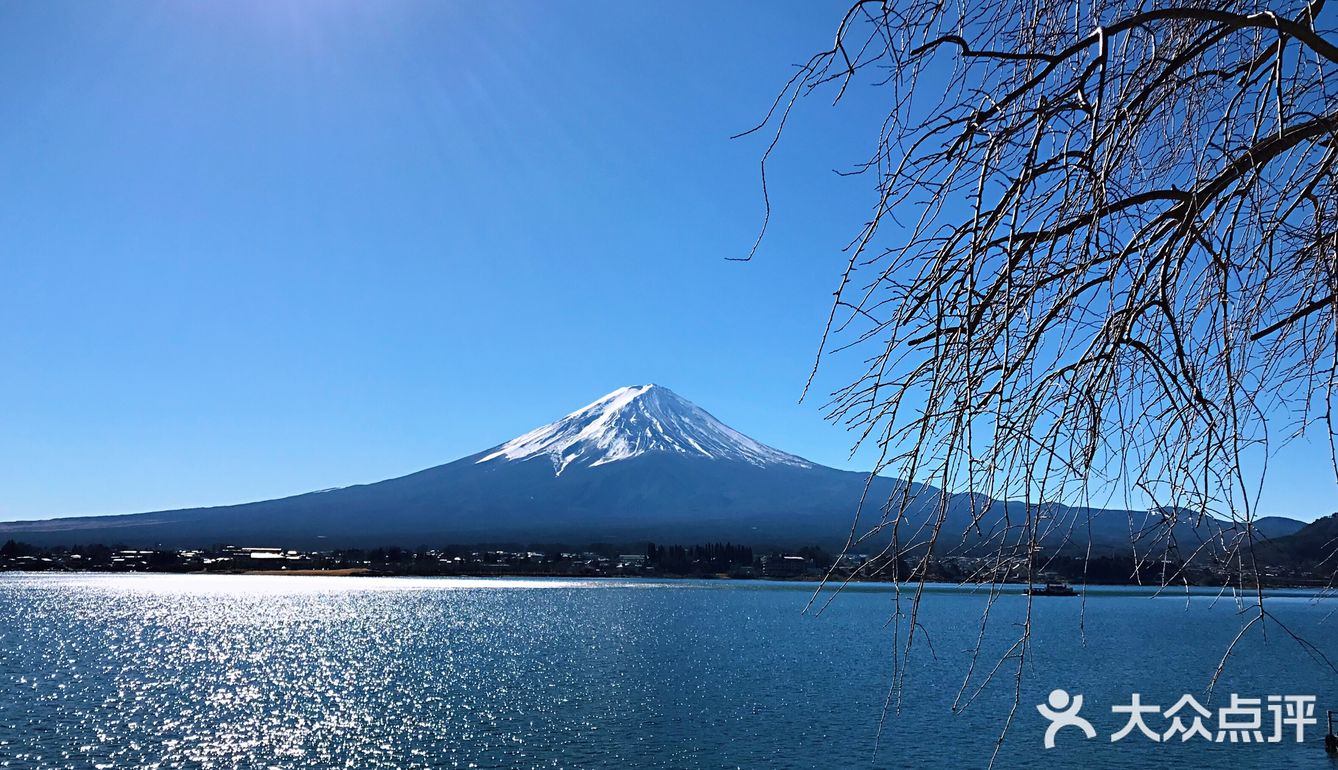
left=5, top=567, right=1332, bottom=592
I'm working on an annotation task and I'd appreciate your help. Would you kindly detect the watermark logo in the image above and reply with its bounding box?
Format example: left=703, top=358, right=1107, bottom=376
left=1037, top=689, right=1318, bottom=747
left=1037, top=689, right=1097, bottom=748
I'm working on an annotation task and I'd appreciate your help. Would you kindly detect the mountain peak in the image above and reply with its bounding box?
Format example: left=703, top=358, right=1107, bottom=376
left=477, top=385, right=812, bottom=475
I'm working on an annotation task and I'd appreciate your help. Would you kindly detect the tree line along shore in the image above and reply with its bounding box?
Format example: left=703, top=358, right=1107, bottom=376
left=1, top=539, right=1331, bottom=588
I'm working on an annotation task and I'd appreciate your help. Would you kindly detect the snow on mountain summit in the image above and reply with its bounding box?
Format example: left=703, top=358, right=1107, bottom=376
left=477, top=384, right=813, bottom=475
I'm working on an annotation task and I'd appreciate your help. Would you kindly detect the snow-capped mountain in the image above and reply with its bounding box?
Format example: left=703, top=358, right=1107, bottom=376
left=477, top=385, right=811, bottom=474
left=0, top=384, right=865, bottom=547
left=0, top=385, right=1306, bottom=550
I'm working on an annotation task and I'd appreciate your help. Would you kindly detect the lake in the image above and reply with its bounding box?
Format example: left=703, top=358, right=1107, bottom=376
left=0, top=574, right=1334, bottom=769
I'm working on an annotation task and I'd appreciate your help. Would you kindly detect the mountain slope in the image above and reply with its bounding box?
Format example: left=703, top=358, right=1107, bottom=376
left=0, top=454, right=892, bottom=548
left=0, top=385, right=1311, bottom=550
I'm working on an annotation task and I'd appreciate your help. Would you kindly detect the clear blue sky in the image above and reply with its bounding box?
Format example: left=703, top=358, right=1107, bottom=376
left=1, top=0, right=1332, bottom=522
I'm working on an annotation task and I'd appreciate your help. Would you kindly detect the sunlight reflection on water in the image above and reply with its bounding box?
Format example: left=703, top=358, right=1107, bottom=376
left=24, top=573, right=625, bottom=594
left=0, top=574, right=1334, bottom=769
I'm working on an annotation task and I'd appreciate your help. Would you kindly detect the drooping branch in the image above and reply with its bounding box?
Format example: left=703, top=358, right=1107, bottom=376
left=751, top=0, right=1338, bottom=745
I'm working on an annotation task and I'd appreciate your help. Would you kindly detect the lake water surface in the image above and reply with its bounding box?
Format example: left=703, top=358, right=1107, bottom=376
left=0, top=574, right=1334, bottom=769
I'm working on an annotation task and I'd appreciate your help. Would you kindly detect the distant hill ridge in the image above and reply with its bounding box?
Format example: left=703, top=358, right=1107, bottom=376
left=1255, top=512, right=1338, bottom=569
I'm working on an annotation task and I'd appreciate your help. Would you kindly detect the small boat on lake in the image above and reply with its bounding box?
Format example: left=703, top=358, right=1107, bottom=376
left=1026, top=582, right=1078, bottom=597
